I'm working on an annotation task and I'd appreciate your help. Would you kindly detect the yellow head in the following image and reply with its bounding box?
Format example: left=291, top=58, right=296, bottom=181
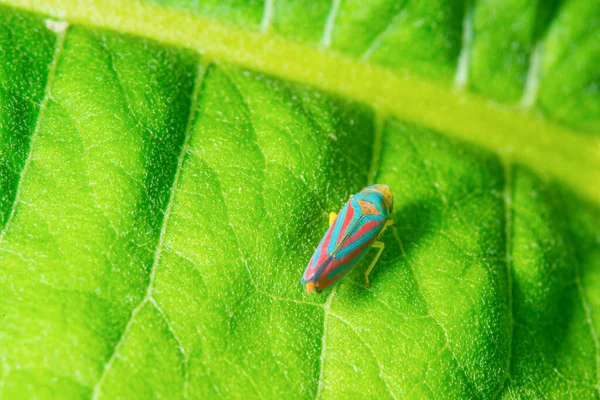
left=368, top=184, right=394, bottom=214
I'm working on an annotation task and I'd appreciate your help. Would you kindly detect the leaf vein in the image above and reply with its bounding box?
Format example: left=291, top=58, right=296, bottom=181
left=519, top=40, right=544, bottom=108
left=572, top=241, right=600, bottom=396
left=329, top=312, right=397, bottom=399
left=367, top=112, right=385, bottom=186
left=91, top=61, right=207, bottom=399
left=495, top=161, right=514, bottom=397
left=320, top=0, right=340, bottom=48
left=0, top=21, right=68, bottom=248
left=222, top=358, right=264, bottom=399
left=361, top=2, right=408, bottom=61
left=149, top=297, right=188, bottom=397
left=392, top=227, right=482, bottom=399
left=260, top=0, right=274, bottom=34
left=404, top=129, right=448, bottom=204
left=453, top=0, right=473, bottom=90
left=217, top=67, right=269, bottom=287
left=315, top=288, right=335, bottom=400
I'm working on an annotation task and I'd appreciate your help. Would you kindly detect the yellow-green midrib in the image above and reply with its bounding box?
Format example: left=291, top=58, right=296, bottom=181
left=2, top=0, right=600, bottom=206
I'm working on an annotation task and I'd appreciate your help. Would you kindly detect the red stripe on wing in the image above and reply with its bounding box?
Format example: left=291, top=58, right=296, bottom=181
left=315, top=217, right=385, bottom=290
left=303, top=217, right=336, bottom=281
left=346, top=219, right=383, bottom=245
left=316, top=235, right=377, bottom=290
left=317, top=223, right=334, bottom=266
left=336, top=201, right=355, bottom=247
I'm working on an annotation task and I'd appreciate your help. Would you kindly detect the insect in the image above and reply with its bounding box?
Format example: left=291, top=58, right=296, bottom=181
left=301, top=184, right=394, bottom=293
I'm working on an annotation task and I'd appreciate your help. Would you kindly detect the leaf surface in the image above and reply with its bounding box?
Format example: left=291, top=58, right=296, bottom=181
left=0, top=2, right=599, bottom=399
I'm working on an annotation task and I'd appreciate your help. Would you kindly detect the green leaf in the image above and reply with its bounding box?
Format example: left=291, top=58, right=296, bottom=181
left=0, top=2, right=599, bottom=399
left=3, top=0, right=600, bottom=202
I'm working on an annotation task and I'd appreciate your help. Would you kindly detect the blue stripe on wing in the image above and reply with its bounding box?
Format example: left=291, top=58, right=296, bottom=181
left=335, top=214, right=385, bottom=259
left=329, top=200, right=348, bottom=252
left=326, top=245, right=372, bottom=280
left=328, top=197, right=362, bottom=255
left=301, top=255, right=333, bottom=284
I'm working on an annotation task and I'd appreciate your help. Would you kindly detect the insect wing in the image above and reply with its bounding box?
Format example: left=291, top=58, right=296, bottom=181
left=316, top=212, right=386, bottom=289
left=302, top=199, right=355, bottom=283
left=312, top=196, right=386, bottom=290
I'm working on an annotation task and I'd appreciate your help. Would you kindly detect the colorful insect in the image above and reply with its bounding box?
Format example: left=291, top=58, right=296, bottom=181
left=301, top=184, right=394, bottom=293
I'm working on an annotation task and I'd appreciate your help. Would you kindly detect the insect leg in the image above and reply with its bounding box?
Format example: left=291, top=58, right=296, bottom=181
left=365, top=241, right=385, bottom=287
left=329, top=212, right=337, bottom=226
left=380, top=220, right=395, bottom=235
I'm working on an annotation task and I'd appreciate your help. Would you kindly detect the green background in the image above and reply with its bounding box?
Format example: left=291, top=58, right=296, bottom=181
left=0, top=1, right=599, bottom=398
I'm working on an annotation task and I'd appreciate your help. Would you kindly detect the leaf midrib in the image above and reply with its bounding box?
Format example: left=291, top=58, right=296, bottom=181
left=3, top=0, right=600, bottom=206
